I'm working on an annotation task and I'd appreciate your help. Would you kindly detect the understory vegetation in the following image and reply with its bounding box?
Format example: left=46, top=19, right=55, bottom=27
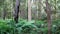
left=0, top=19, right=60, bottom=34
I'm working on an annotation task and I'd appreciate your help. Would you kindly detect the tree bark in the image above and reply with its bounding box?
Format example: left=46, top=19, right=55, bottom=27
left=2, top=2, right=6, bottom=20
left=46, top=0, right=51, bottom=34
left=14, top=0, right=20, bottom=23
left=38, top=0, right=42, bottom=20
left=3, top=8, right=6, bottom=20
left=28, top=0, right=31, bottom=21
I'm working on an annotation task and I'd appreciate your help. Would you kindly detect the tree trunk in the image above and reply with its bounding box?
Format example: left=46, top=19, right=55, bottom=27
left=2, top=2, right=6, bottom=20
left=3, top=8, right=6, bottom=20
left=38, top=0, right=42, bottom=20
left=28, top=0, right=31, bottom=21
left=46, top=0, right=51, bottom=34
left=14, top=0, right=20, bottom=23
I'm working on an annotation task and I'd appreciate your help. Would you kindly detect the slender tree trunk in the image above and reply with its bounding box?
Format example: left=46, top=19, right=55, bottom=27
left=38, top=0, right=42, bottom=20
left=14, top=0, right=20, bottom=23
left=28, top=0, right=31, bottom=21
left=3, top=8, right=6, bottom=20
left=46, top=0, right=51, bottom=34
left=2, top=2, right=6, bottom=20
left=54, top=0, right=57, bottom=20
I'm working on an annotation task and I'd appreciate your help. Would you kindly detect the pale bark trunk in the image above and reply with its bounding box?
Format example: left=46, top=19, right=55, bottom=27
left=38, top=0, right=42, bottom=20
left=28, top=0, right=31, bottom=21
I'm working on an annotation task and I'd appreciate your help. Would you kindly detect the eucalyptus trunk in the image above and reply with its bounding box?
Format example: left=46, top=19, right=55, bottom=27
left=28, top=0, right=31, bottom=21
left=14, top=0, right=20, bottom=23
left=46, top=0, right=51, bottom=34
left=38, top=0, right=42, bottom=20
left=3, top=8, right=6, bottom=20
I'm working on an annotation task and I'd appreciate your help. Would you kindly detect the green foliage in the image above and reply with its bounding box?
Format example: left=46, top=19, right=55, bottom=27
left=0, top=19, right=60, bottom=34
left=0, top=19, right=14, bottom=34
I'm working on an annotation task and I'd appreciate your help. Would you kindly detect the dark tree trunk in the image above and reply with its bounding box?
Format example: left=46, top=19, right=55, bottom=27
left=14, top=0, right=20, bottom=23
left=46, top=0, right=51, bottom=34
left=3, top=3, right=6, bottom=20
left=3, top=9, right=6, bottom=20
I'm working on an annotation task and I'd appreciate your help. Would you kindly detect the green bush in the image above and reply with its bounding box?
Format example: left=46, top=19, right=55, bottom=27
left=0, top=19, right=60, bottom=34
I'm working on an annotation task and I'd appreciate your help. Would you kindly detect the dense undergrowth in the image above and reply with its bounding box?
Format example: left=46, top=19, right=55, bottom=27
left=0, top=19, right=60, bottom=34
